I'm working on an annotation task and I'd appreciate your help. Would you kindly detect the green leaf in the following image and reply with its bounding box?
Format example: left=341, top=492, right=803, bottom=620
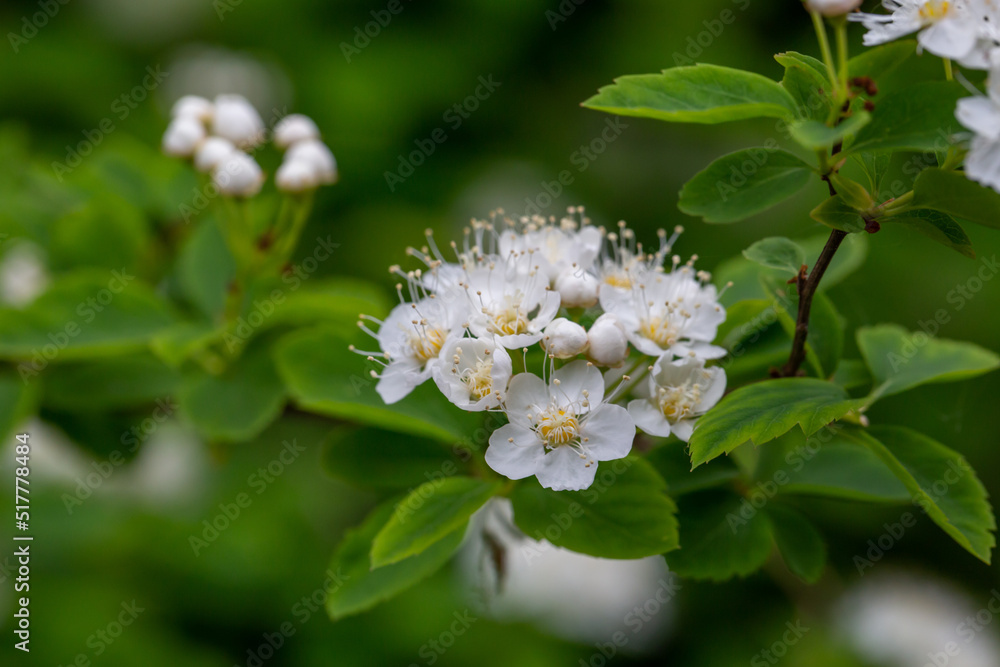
left=912, top=167, right=1000, bottom=230
left=854, top=152, right=892, bottom=195
left=832, top=358, right=872, bottom=391
left=245, top=277, right=390, bottom=337
left=886, top=209, right=975, bottom=259
left=845, top=82, right=964, bottom=155
left=49, top=194, right=150, bottom=274
left=322, top=427, right=463, bottom=490
left=761, top=276, right=843, bottom=379
left=765, top=504, right=826, bottom=583
left=510, top=458, right=679, bottom=559
left=326, top=501, right=464, bottom=621
left=789, top=112, right=871, bottom=151
left=742, top=237, right=806, bottom=274
left=646, top=444, right=741, bottom=497
left=775, top=52, right=833, bottom=123
left=688, top=379, right=863, bottom=468
left=665, top=490, right=773, bottom=581
left=679, top=149, right=813, bottom=223
left=274, top=326, right=483, bottom=444
left=0, top=370, right=38, bottom=441
left=174, top=219, right=234, bottom=320
left=752, top=429, right=909, bottom=503
left=810, top=195, right=865, bottom=232
left=371, top=477, right=498, bottom=567
left=0, top=272, right=175, bottom=362
left=42, top=353, right=181, bottom=411
left=582, top=64, right=798, bottom=124
left=847, top=40, right=916, bottom=81
left=179, top=340, right=286, bottom=442
left=846, top=426, right=996, bottom=563
left=857, top=324, right=1000, bottom=403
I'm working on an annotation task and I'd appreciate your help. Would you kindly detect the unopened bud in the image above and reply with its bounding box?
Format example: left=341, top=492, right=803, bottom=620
left=542, top=318, right=589, bottom=359
left=587, top=314, right=629, bottom=367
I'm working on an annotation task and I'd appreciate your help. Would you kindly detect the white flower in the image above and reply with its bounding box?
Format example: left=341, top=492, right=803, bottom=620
left=628, top=356, right=726, bottom=442
left=171, top=95, right=213, bottom=122
left=275, top=158, right=320, bottom=193
left=211, top=94, right=265, bottom=149
left=541, top=318, right=589, bottom=359
left=957, top=70, right=1000, bottom=191
left=595, top=223, right=681, bottom=295
left=162, top=117, right=206, bottom=158
left=497, top=208, right=602, bottom=282
left=212, top=151, right=264, bottom=197
left=193, top=137, right=236, bottom=173
left=362, top=296, right=467, bottom=404
left=849, top=0, right=993, bottom=64
left=433, top=337, right=512, bottom=411
left=586, top=313, right=630, bottom=367
left=599, top=263, right=726, bottom=360
left=0, top=243, right=48, bottom=307
left=463, top=252, right=561, bottom=349
left=273, top=114, right=321, bottom=149
left=554, top=266, right=599, bottom=308
left=285, top=139, right=337, bottom=184
left=486, top=361, right=635, bottom=491
left=805, top=0, right=864, bottom=16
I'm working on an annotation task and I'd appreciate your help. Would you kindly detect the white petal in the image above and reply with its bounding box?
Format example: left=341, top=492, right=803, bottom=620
left=919, top=18, right=978, bottom=61
left=376, top=359, right=427, bottom=404
left=697, top=367, right=727, bottom=412
left=486, top=424, right=545, bottom=480
left=628, top=399, right=673, bottom=438
left=531, top=290, right=563, bottom=330
left=580, top=404, right=635, bottom=460
left=535, top=447, right=598, bottom=491
left=550, top=360, right=605, bottom=409
left=504, top=373, right=550, bottom=427
left=957, top=97, right=1000, bottom=140
left=671, top=419, right=695, bottom=443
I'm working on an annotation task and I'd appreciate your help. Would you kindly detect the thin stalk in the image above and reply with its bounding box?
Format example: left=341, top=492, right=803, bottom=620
left=811, top=12, right=839, bottom=100
left=944, top=58, right=954, bottom=81
left=834, top=18, right=850, bottom=100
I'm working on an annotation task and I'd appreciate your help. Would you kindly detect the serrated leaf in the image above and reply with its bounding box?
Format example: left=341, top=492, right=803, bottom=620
left=810, top=195, right=865, bottom=232
left=326, top=502, right=464, bottom=621
left=845, top=82, right=964, bottom=155
left=742, top=237, right=806, bottom=274
left=847, top=40, right=916, bottom=81
left=766, top=504, right=827, bottom=583
left=857, top=324, right=1000, bottom=403
left=582, top=64, right=798, bottom=124
left=775, top=51, right=833, bottom=122
left=510, top=458, right=679, bottom=559
left=371, top=477, right=498, bottom=567
left=789, top=112, right=871, bottom=151
left=679, top=149, right=813, bottom=223
left=886, top=209, right=975, bottom=258
left=912, top=167, right=1000, bottom=230
left=688, top=379, right=863, bottom=468
left=846, top=426, right=996, bottom=563
left=665, top=490, right=773, bottom=581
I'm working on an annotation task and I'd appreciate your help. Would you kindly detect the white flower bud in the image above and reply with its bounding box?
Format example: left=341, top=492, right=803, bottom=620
left=212, top=151, right=264, bottom=197
left=274, top=114, right=320, bottom=149
left=804, top=0, right=862, bottom=16
left=555, top=267, right=599, bottom=308
left=171, top=95, right=213, bottom=122
left=542, top=318, right=589, bottom=359
left=275, top=158, right=319, bottom=194
left=212, top=94, right=265, bottom=149
left=587, top=314, right=629, bottom=367
left=285, top=139, right=337, bottom=184
left=162, top=117, right=206, bottom=158
left=193, top=137, right=236, bottom=173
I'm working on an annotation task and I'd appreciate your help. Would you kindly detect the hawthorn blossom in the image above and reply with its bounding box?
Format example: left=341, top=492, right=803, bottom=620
left=956, top=68, right=1000, bottom=191
left=849, top=0, right=998, bottom=66
left=586, top=314, right=630, bottom=367
left=433, top=337, right=512, bottom=411
left=599, top=260, right=726, bottom=361
left=498, top=209, right=603, bottom=282
left=486, top=361, right=635, bottom=491
left=628, top=356, right=726, bottom=442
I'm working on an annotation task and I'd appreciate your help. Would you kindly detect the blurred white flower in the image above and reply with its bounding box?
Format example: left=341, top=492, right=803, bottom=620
left=957, top=68, right=1000, bottom=191
left=212, top=151, right=264, bottom=197
left=212, top=94, right=266, bottom=149
left=0, top=242, right=49, bottom=307
left=274, top=114, right=321, bottom=149
left=835, top=571, right=1000, bottom=667
left=433, top=337, right=512, bottom=411
left=275, top=158, right=320, bottom=194
left=628, top=356, right=726, bottom=441
left=486, top=360, right=634, bottom=491
left=285, top=139, right=338, bottom=184
left=162, top=116, right=206, bottom=158
left=170, top=94, right=214, bottom=123
left=193, top=136, right=236, bottom=173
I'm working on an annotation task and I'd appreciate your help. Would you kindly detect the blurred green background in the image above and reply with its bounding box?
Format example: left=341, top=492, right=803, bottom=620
left=1, top=0, right=999, bottom=665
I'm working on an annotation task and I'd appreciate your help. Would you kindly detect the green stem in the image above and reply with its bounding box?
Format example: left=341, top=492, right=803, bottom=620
left=834, top=18, right=850, bottom=101
left=943, top=58, right=954, bottom=81
left=811, top=12, right=839, bottom=100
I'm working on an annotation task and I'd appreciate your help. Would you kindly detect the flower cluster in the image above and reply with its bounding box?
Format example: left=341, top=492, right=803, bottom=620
left=162, top=94, right=337, bottom=196
left=355, top=209, right=729, bottom=491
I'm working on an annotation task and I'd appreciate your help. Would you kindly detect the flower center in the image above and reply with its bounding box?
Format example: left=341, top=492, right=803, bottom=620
left=537, top=408, right=580, bottom=446
left=462, top=358, right=494, bottom=400
left=603, top=271, right=633, bottom=290
left=638, top=315, right=680, bottom=347
left=657, top=382, right=702, bottom=424
left=486, top=293, right=531, bottom=336
left=919, top=0, right=951, bottom=20
left=408, top=326, right=446, bottom=364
